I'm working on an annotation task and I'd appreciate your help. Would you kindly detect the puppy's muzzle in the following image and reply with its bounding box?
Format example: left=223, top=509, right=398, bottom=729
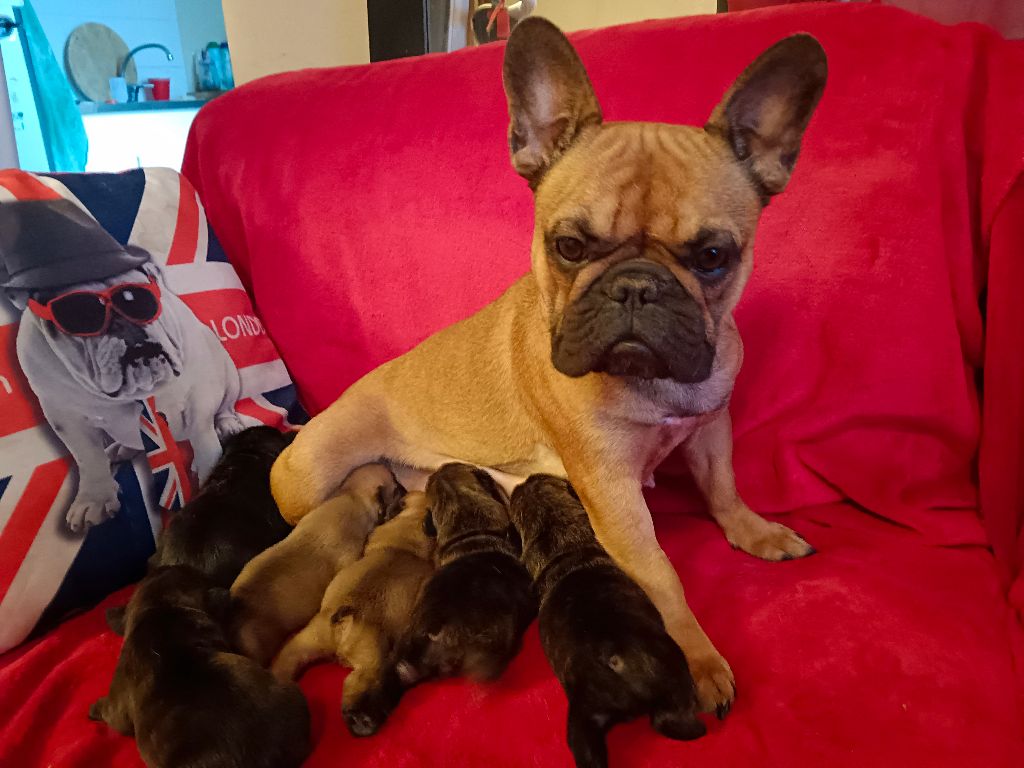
left=552, top=260, right=715, bottom=383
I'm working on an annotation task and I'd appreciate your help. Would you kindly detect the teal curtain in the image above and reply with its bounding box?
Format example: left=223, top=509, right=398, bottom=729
left=16, top=0, right=88, bottom=171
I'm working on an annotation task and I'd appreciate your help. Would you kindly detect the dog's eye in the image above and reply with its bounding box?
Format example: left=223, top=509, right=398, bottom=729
left=693, top=247, right=728, bottom=278
left=555, top=237, right=586, bottom=263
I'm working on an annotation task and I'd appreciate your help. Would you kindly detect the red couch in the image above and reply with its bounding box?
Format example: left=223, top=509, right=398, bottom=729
left=3, top=4, right=1023, bottom=767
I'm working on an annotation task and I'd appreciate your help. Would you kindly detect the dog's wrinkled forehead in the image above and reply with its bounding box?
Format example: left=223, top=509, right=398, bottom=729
left=535, top=122, right=761, bottom=249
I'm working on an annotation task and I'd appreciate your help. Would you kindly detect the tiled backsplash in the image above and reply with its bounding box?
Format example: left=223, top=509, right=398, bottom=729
left=33, top=0, right=189, bottom=100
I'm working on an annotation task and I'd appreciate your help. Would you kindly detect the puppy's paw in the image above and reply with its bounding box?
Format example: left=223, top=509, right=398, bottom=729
left=723, top=510, right=814, bottom=561
left=650, top=707, right=706, bottom=741
left=88, top=698, right=107, bottom=722
left=688, top=651, right=735, bottom=717
left=66, top=481, right=121, bottom=533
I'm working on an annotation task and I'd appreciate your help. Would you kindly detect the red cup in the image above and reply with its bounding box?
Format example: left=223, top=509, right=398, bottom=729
left=147, top=78, right=170, bottom=101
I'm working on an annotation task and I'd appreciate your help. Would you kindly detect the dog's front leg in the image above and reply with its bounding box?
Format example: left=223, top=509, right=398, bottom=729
left=271, top=384, right=395, bottom=524
left=48, top=414, right=121, bottom=533
left=569, top=464, right=735, bottom=715
left=684, top=409, right=814, bottom=560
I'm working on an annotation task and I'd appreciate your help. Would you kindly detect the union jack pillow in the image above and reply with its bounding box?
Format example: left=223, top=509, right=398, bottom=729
left=0, top=168, right=306, bottom=652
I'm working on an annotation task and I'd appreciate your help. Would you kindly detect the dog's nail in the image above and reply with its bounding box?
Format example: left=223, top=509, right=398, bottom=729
left=715, top=702, right=731, bottom=720
left=807, top=546, right=818, bottom=556
left=780, top=553, right=794, bottom=561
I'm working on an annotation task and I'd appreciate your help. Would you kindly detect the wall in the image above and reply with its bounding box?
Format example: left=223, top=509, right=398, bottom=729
left=541, top=0, right=716, bottom=31
left=32, top=0, right=189, bottom=99
left=0, top=46, right=18, bottom=167
left=174, top=0, right=227, bottom=91
left=222, top=0, right=369, bottom=85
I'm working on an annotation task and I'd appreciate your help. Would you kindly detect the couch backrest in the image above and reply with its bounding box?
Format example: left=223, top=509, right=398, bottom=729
left=183, top=4, right=1024, bottom=537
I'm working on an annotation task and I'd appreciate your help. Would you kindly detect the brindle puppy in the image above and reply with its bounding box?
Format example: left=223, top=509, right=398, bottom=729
left=397, top=463, right=535, bottom=684
left=106, top=426, right=294, bottom=635
left=356, top=464, right=536, bottom=735
left=89, top=565, right=310, bottom=768
left=509, top=475, right=705, bottom=768
left=151, top=426, right=295, bottom=586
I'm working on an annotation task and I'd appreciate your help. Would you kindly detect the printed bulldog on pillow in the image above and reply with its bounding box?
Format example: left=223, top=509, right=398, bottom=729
left=0, top=168, right=306, bottom=653
left=2, top=199, right=247, bottom=531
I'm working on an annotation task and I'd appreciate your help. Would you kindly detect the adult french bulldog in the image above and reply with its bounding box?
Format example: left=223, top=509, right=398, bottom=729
left=0, top=200, right=246, bottom=533
left=271, top=18, right=827, bottom=714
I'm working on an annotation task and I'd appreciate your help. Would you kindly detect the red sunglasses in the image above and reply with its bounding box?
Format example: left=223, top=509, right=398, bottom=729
left=28, top=275, right=163, bottom=337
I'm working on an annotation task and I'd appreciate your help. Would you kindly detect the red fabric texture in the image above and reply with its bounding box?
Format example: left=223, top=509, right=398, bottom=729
left=3, top=4, right=1023, bottom=766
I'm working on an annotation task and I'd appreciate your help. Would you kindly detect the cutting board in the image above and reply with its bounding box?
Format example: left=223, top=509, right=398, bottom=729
left=65, top=23, right=137, bottom=102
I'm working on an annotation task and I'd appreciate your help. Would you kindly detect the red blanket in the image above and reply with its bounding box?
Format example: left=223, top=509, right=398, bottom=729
left=4, top=4, right=1023, bottom=766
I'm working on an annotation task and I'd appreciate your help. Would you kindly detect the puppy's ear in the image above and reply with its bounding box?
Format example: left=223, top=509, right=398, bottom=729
left=105, top=605, right=126, bottom=636
left=566, top=705, right=609, bottom=768
left=473, top=469, right=509, bottom=507
left=503, top=17, right=602, bottom=188
left=707, top=34, right=827, bottom=199
left=422, top=510, right=437, bottom=538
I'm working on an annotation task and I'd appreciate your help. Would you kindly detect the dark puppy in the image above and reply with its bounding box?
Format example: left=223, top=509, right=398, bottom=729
left=90, top=565, right=310, bottom=768
left=509, top=475, right=705, bottom=768
left=152, top=426, right=295, bottom=586
left=107, top=426, right=294, bottom=635
left=354, top=463, right=535, bottom=736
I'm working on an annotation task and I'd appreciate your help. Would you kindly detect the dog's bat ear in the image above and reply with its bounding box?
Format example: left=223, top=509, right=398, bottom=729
left=422, top=509, right=437, bottom=538
left=503, top=17, right=602, bottom=188
left=105, top=606, right=127, bottom=636
left=707, top=34, right=827, bottom=200
left=566, top=704, right=609, bottom=768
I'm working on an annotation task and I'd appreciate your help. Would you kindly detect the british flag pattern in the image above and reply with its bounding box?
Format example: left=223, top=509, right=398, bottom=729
left=0, top=168, right=307, bottom=652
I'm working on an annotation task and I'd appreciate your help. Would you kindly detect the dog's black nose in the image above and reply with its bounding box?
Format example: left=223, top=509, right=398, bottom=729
left=605, top=271, right=661, bottom=306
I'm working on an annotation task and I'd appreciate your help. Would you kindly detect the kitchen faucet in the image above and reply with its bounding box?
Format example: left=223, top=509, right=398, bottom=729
left=119, top=44, right=174, bottom=102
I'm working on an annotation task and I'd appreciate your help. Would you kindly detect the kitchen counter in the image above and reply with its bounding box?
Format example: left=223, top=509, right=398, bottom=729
left=78, top=96, right=218, bottom=115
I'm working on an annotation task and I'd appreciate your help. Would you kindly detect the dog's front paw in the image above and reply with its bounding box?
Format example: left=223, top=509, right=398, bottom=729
left=688, top=651, right=735, bottom=718
left=729, top=520, right=815, bottom=561
left=214, top=412, right=248, bottom=442
left=722, top=508, right=815, bottom=561
left=66, top=481, right=121, bottom=533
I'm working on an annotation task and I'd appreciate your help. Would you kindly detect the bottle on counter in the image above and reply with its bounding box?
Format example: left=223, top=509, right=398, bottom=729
left=194, top=49, right=217, bottom=91
left=218, top=42, right=235, bottom=90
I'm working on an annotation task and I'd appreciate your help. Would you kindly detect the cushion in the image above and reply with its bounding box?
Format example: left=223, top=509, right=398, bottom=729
left=0, top=168, right=306, bottom=653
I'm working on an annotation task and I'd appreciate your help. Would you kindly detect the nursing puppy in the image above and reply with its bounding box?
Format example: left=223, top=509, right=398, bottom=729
left=151, top=426, right=295, bottom=586
left=510, top=475, right=704, bottom=768
left=89, top=566, right=310, bottom=768
left=395, top=463, right=535, bottom=686
left=230, top=462, right=403, bottom=666
left=271, top=492, right=435, bottom=735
